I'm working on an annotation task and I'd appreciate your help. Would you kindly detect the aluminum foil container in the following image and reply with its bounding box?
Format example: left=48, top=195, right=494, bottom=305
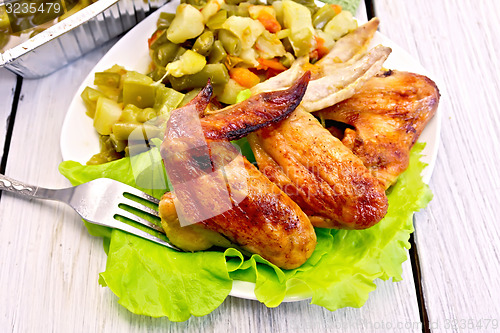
left=0, top=0, right=169, bottom=78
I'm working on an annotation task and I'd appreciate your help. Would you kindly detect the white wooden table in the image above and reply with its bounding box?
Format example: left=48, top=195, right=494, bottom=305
left=1, top=0, right=499, bottom=331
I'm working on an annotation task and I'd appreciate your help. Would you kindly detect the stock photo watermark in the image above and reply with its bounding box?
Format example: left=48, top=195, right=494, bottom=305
left=305, top=318, right=500, bottom=331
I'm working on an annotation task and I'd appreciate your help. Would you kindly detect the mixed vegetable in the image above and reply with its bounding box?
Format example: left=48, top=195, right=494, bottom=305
left=0, top=0, right=97, bottom=52
left=81, top=0, right=358, bottom=164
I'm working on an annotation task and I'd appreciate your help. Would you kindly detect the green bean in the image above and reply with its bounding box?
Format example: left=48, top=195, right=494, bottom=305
left=218, top=29, right=242, bottom=56
left=153, top=41, right=180, bottom=67
left=148, top=66, right=167, bottom=82
left=312, top=4, right=338, bottom=29
left=150, top=30, right=169, bottom=50
left=169, top=63, right=229, bottom=91
left=193, top=30, right=215, bottom=56
left=155, top=86, right=185, bottom=116
left=112, top=122, right=161, bottom=141
left=290, top=0, right=318, bottom=14
left=136, top=107, right=158, bottom=123
left=109, top=133, right=127, bottom=153
left=222, top=3, right=250, bottom=17
left=180, top=0, right=207, bottom=8
left=173, top=46, right=188, bottom=61
left=157, top=12, right=176, bottom=30
left=208, top=40, right=227, bottom=64
left=180, top=88, right=203, bottom=106
left=279, top=52, right=295, bottom=68
left=206, top=9, right=227, bottom=30
left=237, top=2, right=251, bottom=17
left=94, top=72, right=121, bottom=88
left=120, top=104, right=142, bottom=123
left=122, top=71, right=156, bottom=109
left=224, top=0, right=246, bottom=5
left=221, top=4, right=238, bottom=17
left=87, top=136, right=123, bottom=165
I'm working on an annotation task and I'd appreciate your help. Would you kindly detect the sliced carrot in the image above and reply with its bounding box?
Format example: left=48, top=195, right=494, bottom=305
left=331, top=4, right=342, bottom=15
left=257, top=58, right=287, bottom=72
left=229, top=67, right=261, bottom=88
left=314, top=36, right=330, bottom=60
left=257, top=11, right=281, bottom=33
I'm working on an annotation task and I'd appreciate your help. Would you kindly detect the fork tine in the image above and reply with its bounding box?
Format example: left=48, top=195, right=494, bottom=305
left=104, top=218, right=180, bottom=251
left=120, top=197, right=160, bottom=218
left=115, top=209, right=165, bottom=233
left=121, top=186, right=160, bottom=205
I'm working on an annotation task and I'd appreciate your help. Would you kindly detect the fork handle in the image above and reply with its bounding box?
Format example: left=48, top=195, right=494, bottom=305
left=0, top=174, right=39, bottom=197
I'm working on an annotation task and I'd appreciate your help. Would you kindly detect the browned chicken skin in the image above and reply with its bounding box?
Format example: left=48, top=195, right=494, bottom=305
left=316, top=70, right=440, bottom=188
left=159, top=74, right=317, bottom=269
left=249, top=107, right=388, bottom=230
left=159, top=146, right=317, bottom=269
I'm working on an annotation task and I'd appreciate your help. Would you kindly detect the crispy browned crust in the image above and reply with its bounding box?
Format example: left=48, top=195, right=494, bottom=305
left=317, top=70, right=440, bottom=188
left=250, top=108, right=388, bottom=230
left=201, top=72, right=310, bottom=141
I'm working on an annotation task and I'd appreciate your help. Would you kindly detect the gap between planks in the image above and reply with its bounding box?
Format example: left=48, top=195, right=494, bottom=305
left=365, top=0, right=429, bottom=332
left=0, top=75, right=23, bottom=179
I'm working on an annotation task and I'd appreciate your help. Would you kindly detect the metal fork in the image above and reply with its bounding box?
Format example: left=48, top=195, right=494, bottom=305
left=0, top=174, right=180, bottom=251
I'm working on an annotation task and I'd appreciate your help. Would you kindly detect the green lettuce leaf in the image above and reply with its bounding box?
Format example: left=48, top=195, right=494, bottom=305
left=59, top=141, right=432, bottom=320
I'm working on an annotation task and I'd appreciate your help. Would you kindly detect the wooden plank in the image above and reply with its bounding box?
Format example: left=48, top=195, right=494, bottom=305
left=374, top=0, right=500, bottom=329
left=0, top=69, right=17, bottom=163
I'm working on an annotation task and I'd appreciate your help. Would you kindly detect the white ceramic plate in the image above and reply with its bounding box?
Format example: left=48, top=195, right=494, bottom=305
left=60, top=0, right=441, bottom=301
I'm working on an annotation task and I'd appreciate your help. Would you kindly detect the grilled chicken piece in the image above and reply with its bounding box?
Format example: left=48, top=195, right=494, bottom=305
left=201, top=73, right=310, bottom=141
left=251, top=18, right=392, bottom=113
left=159, top=74, right=317, bottom=269
left=248, top=107, right=388, bottom=230
left=316, top=70, right=440, bottom=188
left=159, top=144, right=316, bottom=269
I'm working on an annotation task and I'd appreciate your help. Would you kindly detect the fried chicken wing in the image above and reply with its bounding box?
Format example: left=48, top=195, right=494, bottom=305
left=251, top=18, right=392, bottom=113
left=159, top=145, right=316, bottom=269
left=249, top=107, right=388, bottom=230
left=316, top=70, right=440, bottom=188
left=159, top=74, right=317, bottom=269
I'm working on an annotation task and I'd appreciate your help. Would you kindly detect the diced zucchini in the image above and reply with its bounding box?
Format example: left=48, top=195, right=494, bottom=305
left=215, top=78, right=246, bottom=105
left=169, top=63, right=229, bottom=91
left=154, top=86, right=185, bottom=117
left=206, top=9, right=227, bottom=30
left=282, top=0, right=316, bottom=57
left=81, top=86, right=106, bottom=118
left=324, top=10, right=358, bottom=41
left=167, top=4, right=205, bottom=44
left=94, top=97, right=123, bottom=135
left=166, top=50, right=207, bottom=78
left=222, top=16, right=265, bottom=50
left=201, top=0, right=224, bottom=22
left=122, top=71, right=156, bottom=109
left=255, top=30, right=286, bottom=59
left=94, top=72, right=121, bottom=89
